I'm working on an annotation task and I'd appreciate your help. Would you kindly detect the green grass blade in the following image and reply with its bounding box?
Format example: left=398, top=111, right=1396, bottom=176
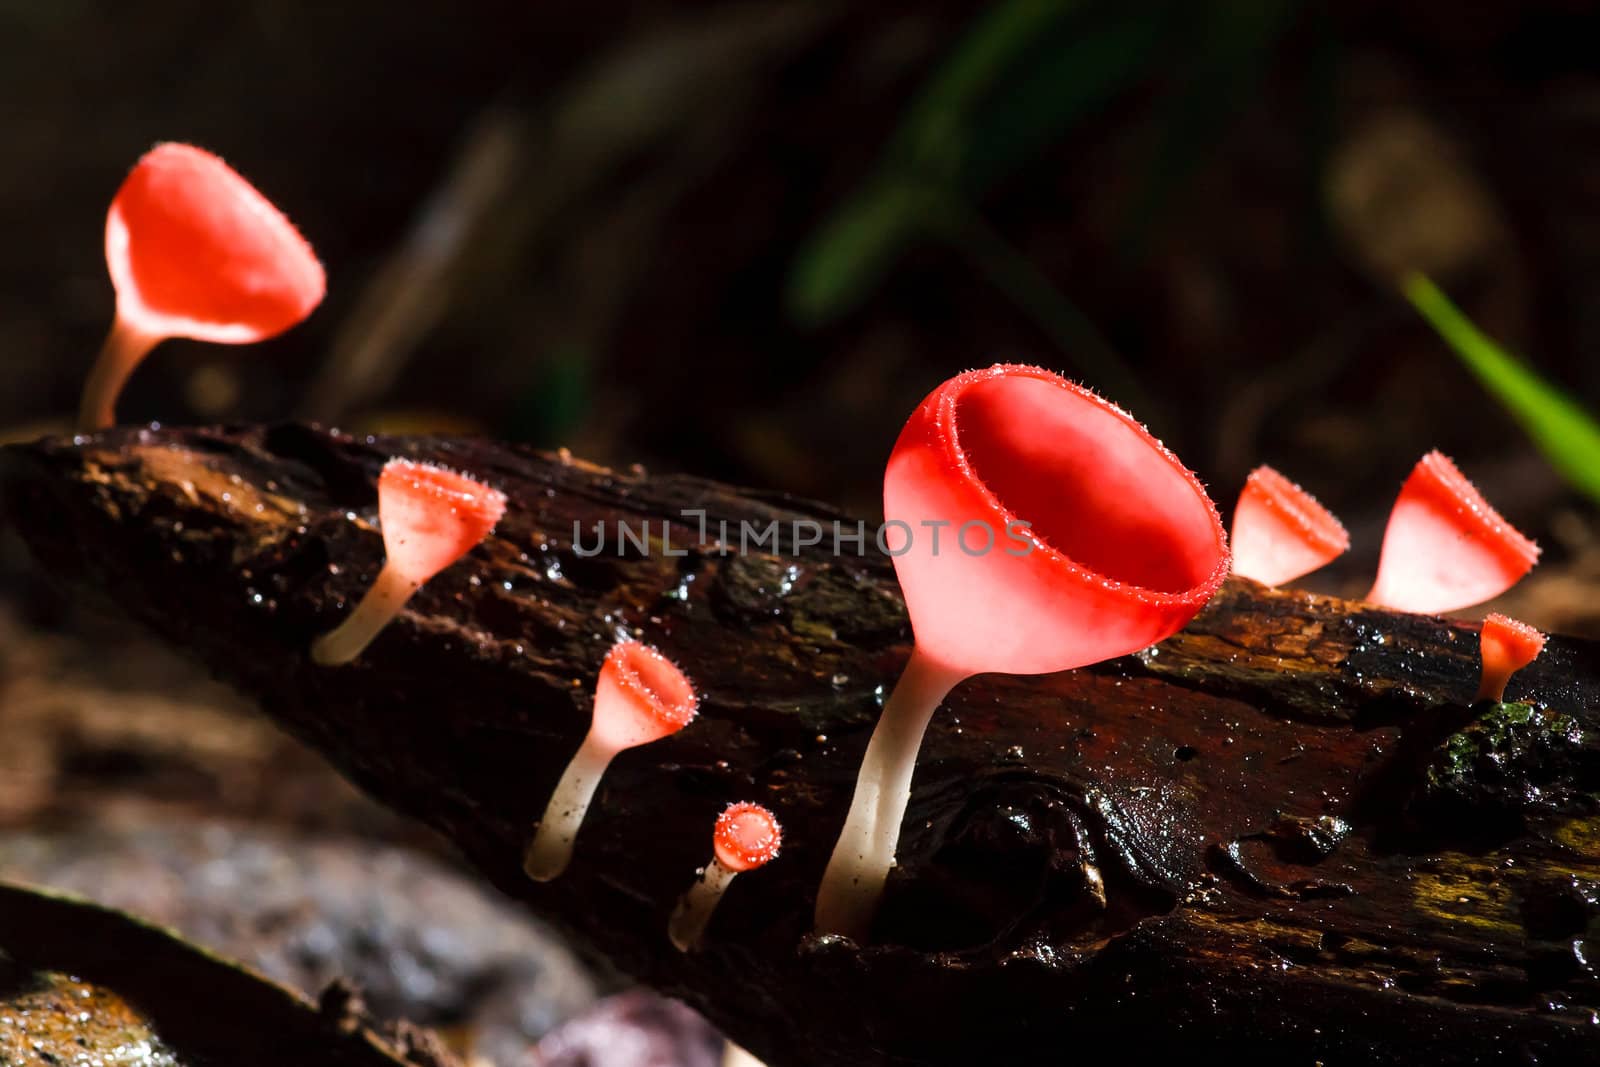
left=893, top=0, right=1084, bottom=179
left=785, top=181, right=934, bottom=326
left=1404, top=272, right=1600, bottom=503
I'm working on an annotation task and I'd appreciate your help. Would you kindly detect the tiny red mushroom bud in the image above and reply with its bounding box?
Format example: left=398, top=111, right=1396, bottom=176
left=310, top=459, right=506, bottom=666
left=524, top=640, right=698, bottom=882
left=1367, top=451, right=1539, bottom=615
left=814, top=364, right=1229, bottom=940
left=81, top=142, right=325, bottom=430
left=669, top=802, right=782, bottom=951
left=1477, top=613, right=1547, bottom=703
left=1230, top=465, right=1349, bottom=587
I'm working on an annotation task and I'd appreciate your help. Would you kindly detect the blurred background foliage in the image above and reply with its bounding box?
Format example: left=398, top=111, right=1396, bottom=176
left=5, top=0, right=1600, bottom=620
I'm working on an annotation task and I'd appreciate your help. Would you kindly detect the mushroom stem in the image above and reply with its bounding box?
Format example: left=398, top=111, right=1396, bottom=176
left=524, top=735, right=615, bottom=882
left=815, top=648, right=962, bottom=939
left=310, top=564, right=418, bottom=666
left=668, top=858, right=738, bottom=951
left=78, top=318, right=160, bottom=431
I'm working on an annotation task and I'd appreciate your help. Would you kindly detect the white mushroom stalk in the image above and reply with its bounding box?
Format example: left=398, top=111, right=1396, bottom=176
left=311, top=458, right=506, bottom=667
left=525, top=640, right=697, bottom=882
left=669, top=802, right=781, bottom=951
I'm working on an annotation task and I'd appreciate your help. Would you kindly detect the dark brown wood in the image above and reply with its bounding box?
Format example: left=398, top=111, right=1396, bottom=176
left=0, top=880, right=459, bottom=1066
left=6, top=423, right=1600, bottom=1065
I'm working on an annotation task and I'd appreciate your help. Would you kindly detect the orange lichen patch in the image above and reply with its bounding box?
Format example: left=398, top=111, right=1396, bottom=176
left=0, top=970, right=180, bottom=1065
left=713, top=802, right=782, bottom=873
left=75, top=445, right=307, bottom=527
left=132, top=446, right=307, bottom=524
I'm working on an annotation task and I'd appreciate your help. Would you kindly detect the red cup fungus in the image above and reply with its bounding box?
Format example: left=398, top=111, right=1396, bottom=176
left=668, top=801, right=782, bottom=951
left=1230, top=465, right=1349, bottom=587
left=80, top=142, right=325, bottom=430
left=813, top=363, right=1230, bottom=940
left=1477, top=613, right=1546, bottom=703
left=524, top=640, right=698, bottom=882
left=1366, top=451, right=1539, bottom=615
left=310, top=459, right=506, bottom=666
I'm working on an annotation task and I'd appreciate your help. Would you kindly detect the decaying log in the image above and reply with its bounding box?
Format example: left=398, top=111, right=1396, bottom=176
left=6, top=423, right=1600, bottom=1065
left=0, top=880, right=459, bottom=1066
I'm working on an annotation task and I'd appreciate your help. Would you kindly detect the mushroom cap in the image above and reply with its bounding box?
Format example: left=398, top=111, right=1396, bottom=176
left=377, top=459, right=506, bottom=585
left=884, top=364, right=1230, bottom=678
left=1368, top=451, right=1539, bottom=614
left=1480, top=612, right=1547, bottom=681
left=589, top=640, right=698, bottom=753
left=106, top=142, right=325, bottom=344
left=712, top=802, right=782, bottom=873
left=1231, top=465, right=1349, bottom=587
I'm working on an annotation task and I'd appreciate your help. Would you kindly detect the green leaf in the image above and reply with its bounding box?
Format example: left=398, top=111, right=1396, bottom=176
left=787, top=0, right=1121, bottom=326
left=892, top=0, right=1085, bottom=180
left=786, top=181, right=934, bottom=326
left=1404, top=272, right=1600, bottom=503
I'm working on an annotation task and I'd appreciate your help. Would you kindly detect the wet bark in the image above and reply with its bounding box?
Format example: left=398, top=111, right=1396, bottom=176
left=0, top=880, right=459, bottom=1066
left=5, top=423, right=1600, bottom=1065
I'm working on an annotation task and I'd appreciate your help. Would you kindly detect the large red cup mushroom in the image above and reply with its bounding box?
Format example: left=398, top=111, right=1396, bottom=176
left=524, top=640, right=698, bottom=882
left=1366, top=451, right=1538, bottom=614
left=311, top=459, right=506, bottom=666
left=813, top=363, right=1230, bottom=939
left=80, top=142, right=325, bottom=430
left=1230, top=465, right=1349, bottom=587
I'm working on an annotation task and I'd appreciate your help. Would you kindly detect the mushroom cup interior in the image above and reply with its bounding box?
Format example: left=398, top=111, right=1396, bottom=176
left=613, top=643, right=697, bottom=732
left=954, top=374, right=1222, bottom=596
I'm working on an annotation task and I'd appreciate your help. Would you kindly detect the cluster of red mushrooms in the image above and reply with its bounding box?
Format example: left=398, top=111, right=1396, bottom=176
left=83, top=142, right=1554, bottom=948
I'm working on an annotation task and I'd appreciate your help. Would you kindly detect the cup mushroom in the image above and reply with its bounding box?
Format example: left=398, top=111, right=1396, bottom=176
left=81, top=142, right=325, bottom=430
left=1366, top=451, right=1539, bottom=614
left=813, top=363, right=1230, bottom=940
left=1476, top=613, right=1546, bottom=702
left=1230, top=465, right=1349, bottom=587
left=524, top=640, right=698, bottom=882
left=668, top=801, right=782, bottom=951
left=310, top=458, right=506, bottom=667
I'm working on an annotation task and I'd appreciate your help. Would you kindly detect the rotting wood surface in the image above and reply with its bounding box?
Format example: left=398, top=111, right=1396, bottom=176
left=6, top=423, right=1600, bottom=1065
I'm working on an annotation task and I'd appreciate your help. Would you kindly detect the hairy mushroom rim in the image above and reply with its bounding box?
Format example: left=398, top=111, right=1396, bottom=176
left=670, top=802, right=783, bottom=952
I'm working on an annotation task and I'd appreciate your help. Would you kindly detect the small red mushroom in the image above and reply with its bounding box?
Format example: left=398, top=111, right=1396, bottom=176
left=310, top=458, right=506, bottom=666
left=524, top=640, right=698, bottom=882
left=1476, top=613, right=1547, bottom=702
left=1367, top=451, right=1539, bottom=615
left=669, top=802, right=782, bottom=951
left=813, top=364, right=1230, bottom=939
left=1230, top=465, right=1349, bottom=587
left=80, top=142, right=325, bottom=430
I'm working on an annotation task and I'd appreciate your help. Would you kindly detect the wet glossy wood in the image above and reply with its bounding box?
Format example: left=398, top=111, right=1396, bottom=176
left=6, top=424, right=1600, bottom=1065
